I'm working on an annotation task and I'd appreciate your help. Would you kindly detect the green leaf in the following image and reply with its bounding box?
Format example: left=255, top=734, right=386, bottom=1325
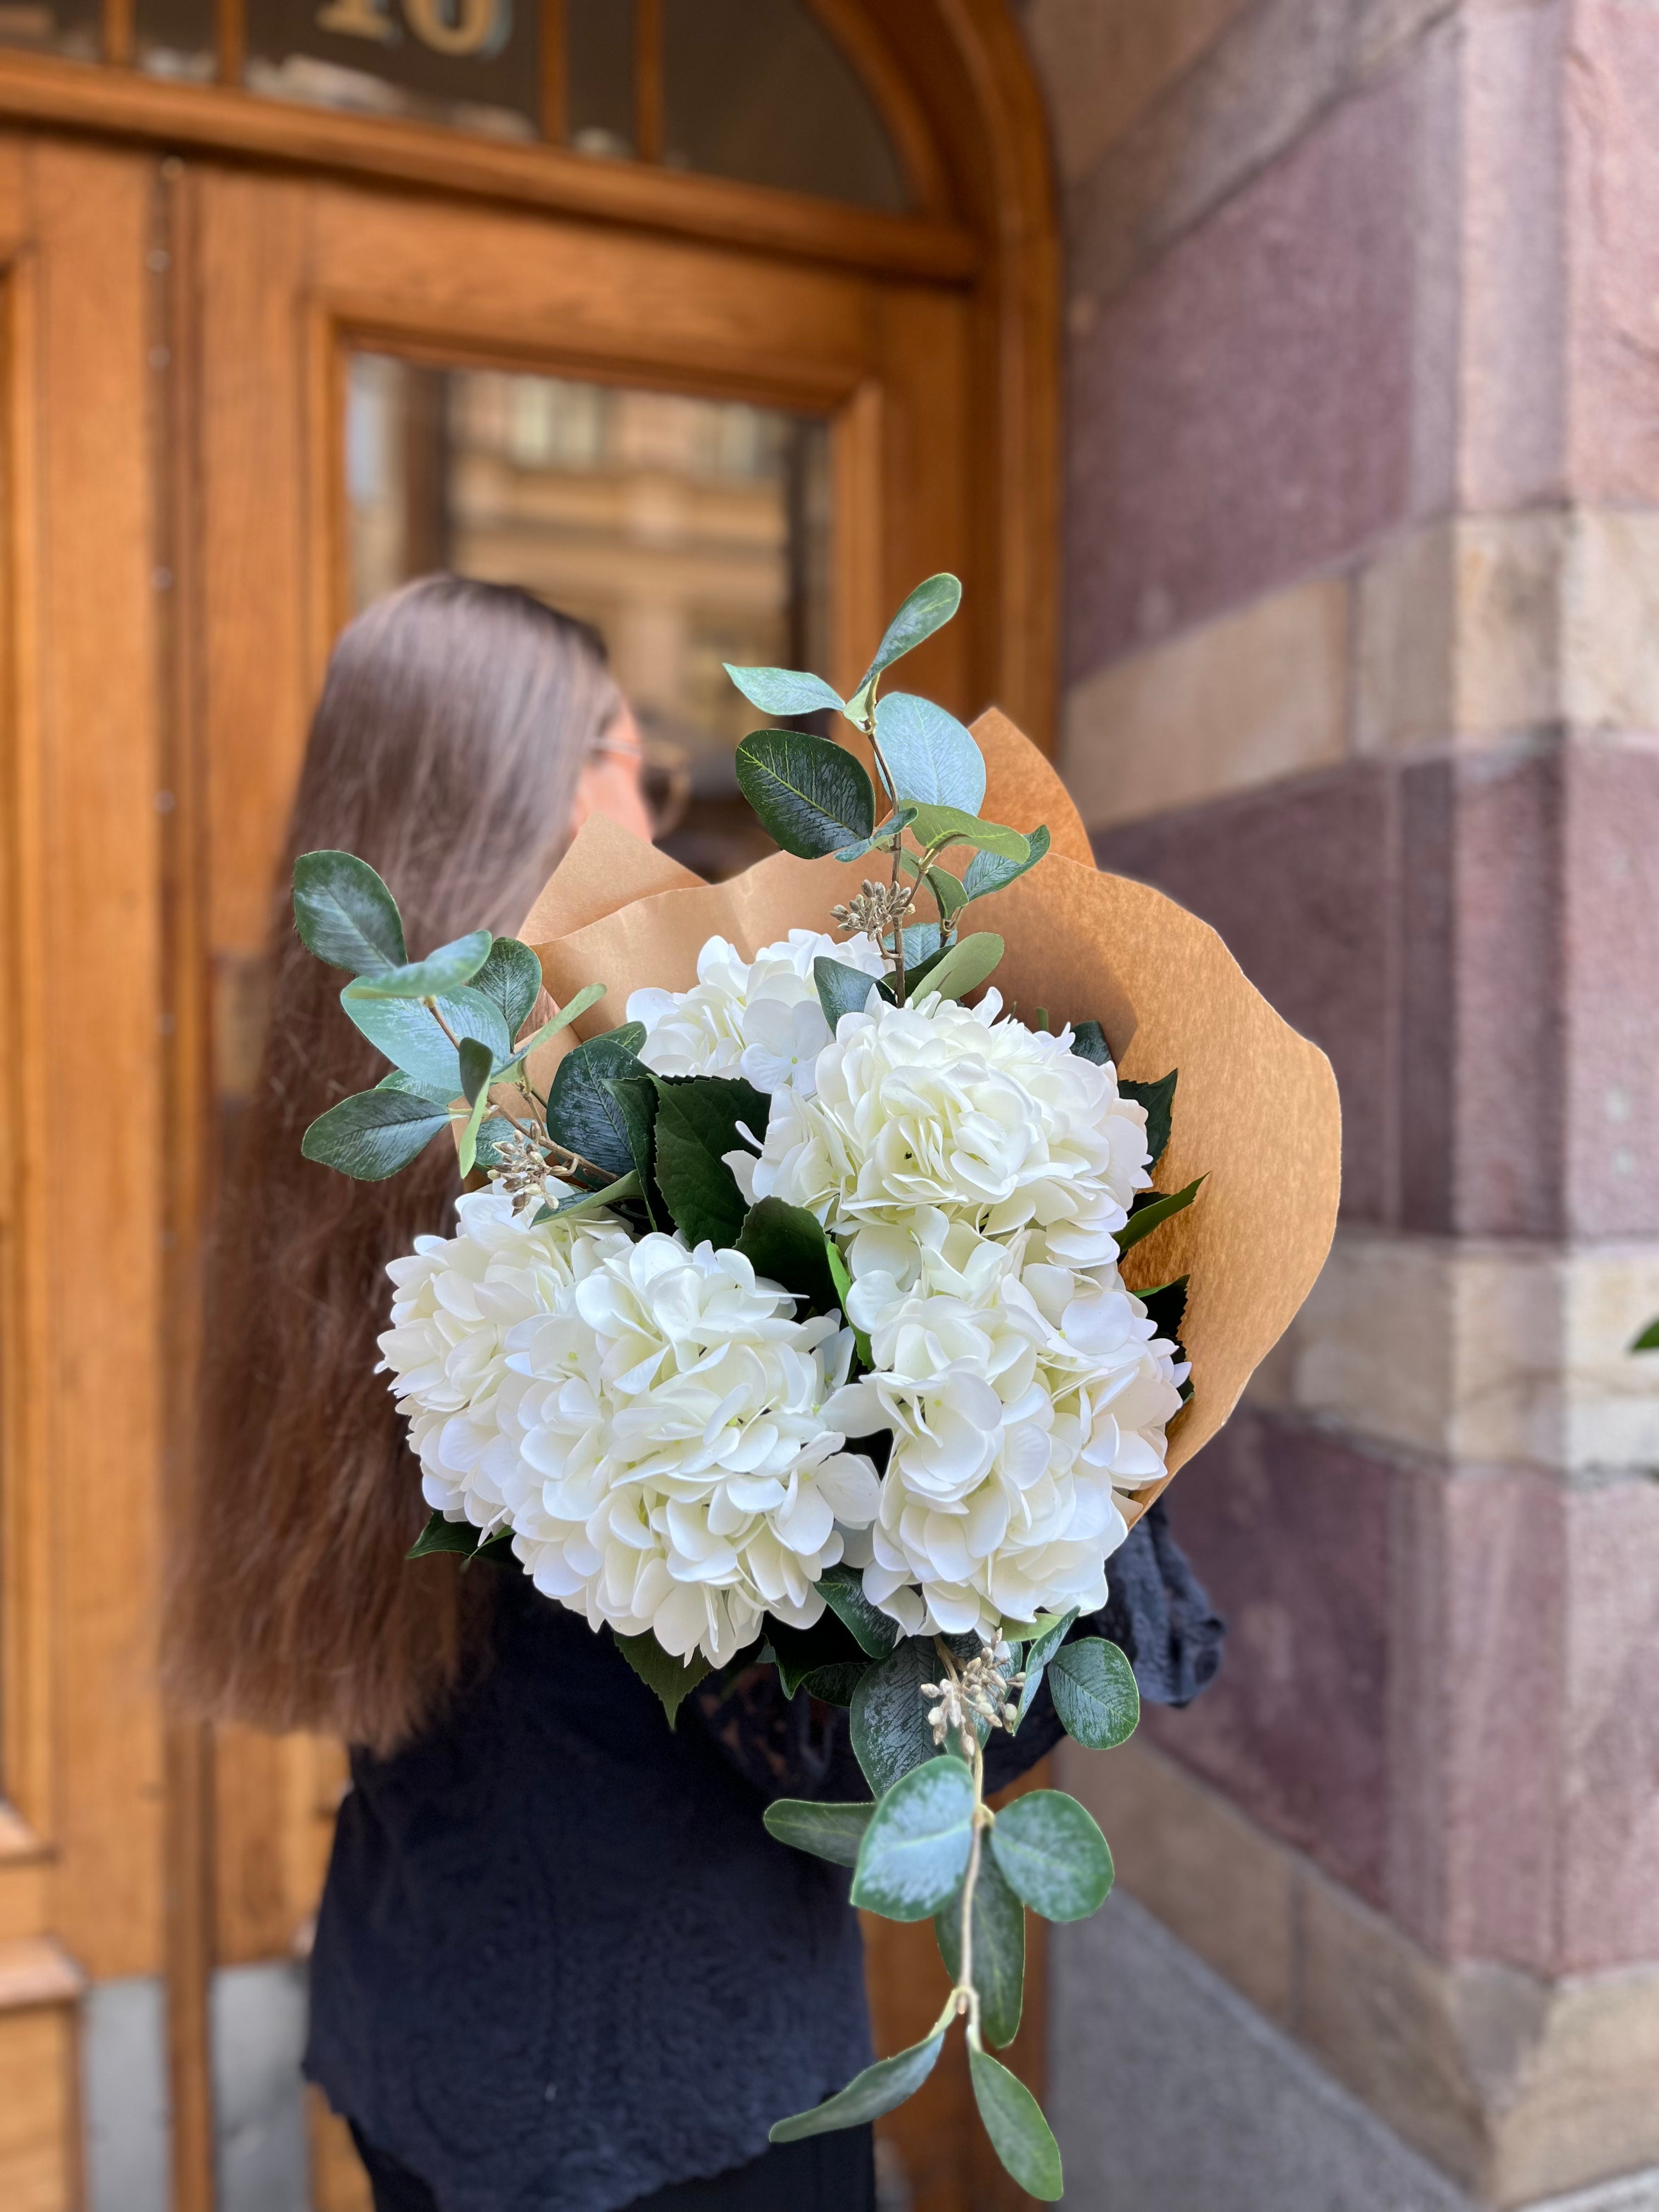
left=968, top=2047, right=1063, bottom=2202
left=1015, top=1606, right=1079, bottom=1726
left=649, top=1075, right=770, bottom=1250
left=768, top=1610, right=865, bottom=1698
left=724, top=663, right=844, bottom=718
left=343, top=984, right=510, bottom=1099
left=1118, top=1175, right=1205, bottom=1254
left=376, top=1067, right=456, bottom=1106
left=1120, top=1069, right=1178, bottom=1166
left=341, top=928, right=494, bottom=1002
left=906, top=804, right=1030, bottom=865
left=816, top=1564, right=899, bottom=1659
left=454, top=1037, right=495, bottom=1177
left=988, top=1790, right=1114, bottom=1923
left=301, top=1087, right=452, bottom=1181
left=799, top=1661, right=871, bottom=1706
left=823, top=1236, right=873, bottom=1368
left=935, top=1848, right=1025, bottom=2048
left=540, top=1169, right=641, bottom=1221
left=1048, top=1637, right=1140, bottom=1750
left=471, top=936, right=542, bottom=1040
left=1633, top=1318, right=1659, bottom=1352
left=962, top=824, right=1051, bottom=901
left=406, top=1510, right=480, bottom=1560
left=913, top=932, right=1004, bottom=1006
left=547, top=1030, right=647, bottom=1180
left=770, top=2031, right=946, bottom=2143
left=612, top=1631, right=711, bottom=1726
left=735, top=730, right=876, bottom=859
left=814, top=956, right=891, bottom=1030
left=763, top=1797, right=873, bottom=1868
left=292, top=849, right=406, bottom=974
left=874, top=691, right=985, bottom=811
left=852, top=1755, right=975, bottom=1921
left=494, top=983, right=606, bottom=1077
left=599, top=1076, right=665, bottom=1230
left=736, top=1197, right=840, bottom=1316
left=1070, top=1022, right=1111, bottom=1067
left=850, top=1636, right=943, bottom=1796
left=848, top=573, right=963, bottom=713
left=1138, top=1276, right=1189, bottom=1345
left=834, top=804, right=917, bottom=864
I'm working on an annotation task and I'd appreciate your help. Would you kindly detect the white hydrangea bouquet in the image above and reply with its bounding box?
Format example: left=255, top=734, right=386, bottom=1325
left=295, top=577, right=1341, bottom=2198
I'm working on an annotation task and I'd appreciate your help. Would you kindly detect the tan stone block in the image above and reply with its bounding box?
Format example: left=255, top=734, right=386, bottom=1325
left=1022, top=0, right=1251, bottom=184
left=1355, top=521, right=1459, bottom=754
left=1493, top=1967, right=1659, bottom=2204
left=1057, top=1736, right=1296, bottom=2026
left=1563, top=509, right=1659, bottom=731
left=1061, top=579, right=1348, bottom=830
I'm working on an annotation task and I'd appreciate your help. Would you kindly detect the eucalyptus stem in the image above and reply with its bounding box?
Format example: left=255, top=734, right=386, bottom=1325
left=933, top=1634, right=988, bottom=2041
left=889, top=833, right=909, bottom=1005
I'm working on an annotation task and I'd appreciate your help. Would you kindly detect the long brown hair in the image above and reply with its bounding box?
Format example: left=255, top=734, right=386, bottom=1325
left=165, top=575, right=620, bottom=1753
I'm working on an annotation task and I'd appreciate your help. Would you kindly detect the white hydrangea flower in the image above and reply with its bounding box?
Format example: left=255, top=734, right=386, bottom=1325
left=821, top=1215, right=1186, bottom=1639
left=378, top=1188, right=633, bottom=1534
left=731, top=990, right=1153, bottom=1271
left=496, top=1233, right=881, bottom=1662
left=627, top=928, right=885, bottom=1097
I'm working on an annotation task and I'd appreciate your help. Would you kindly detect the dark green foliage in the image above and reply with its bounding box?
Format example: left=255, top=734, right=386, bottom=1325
left=1120, top=1068, right=1178, bottom=1166
left=735, top=1197, right=842, bottom=1316
left=851, top=1757, right=975, bottom=1921
left=648, top=1075, right=770, bottom=1250
left=763, top=1798, right=873, bottom=1867
left=343, top=984, right=510, bottom=1102
left=735, top=730, right=876, bottom=858
left=1137, top=1276, right=1189, bottom=1345
left=912, top=932, right=1004, bottom=1006
left=1048, top=1638, right=1140, bottom=1750
left=547, top=1030, right=648, bottom=1181
left=770, top=2032, right=946, bottom=2143
left=302, top=1088, right=451, bottom=1181
left=612, top=1631, right=711, bottom=1725
left=815, top=1564, right=899, bottom=1658
left=813, top=957, right=891, bottom=1029
left=1118, top=1176, right=1205, bottom=1254
left=967, top=2049, right=1063, bottom=2200
left=292, top=849, right=406, bottom=974
left=962, top=824, right=1051, bottom=901
left=934, top=1849, right=1025, bottom=2048
left=1070, top=1022, right=1111, bottom=1066
left=341, top=928, right=493, bottom=1001
left=988, top=1790, right=1114, bottom=1923
left=406, top=1511, right=480, bottom=1560
left=850, top=1637, right=944, bottom=1796
left=471, top=935, right=542, bottom=1039
left=723, top=663, right=844, bottom=718
left=1013, top=1606, right=1079, bottom=1725
left=598, top=1076, right=666, bottom=1229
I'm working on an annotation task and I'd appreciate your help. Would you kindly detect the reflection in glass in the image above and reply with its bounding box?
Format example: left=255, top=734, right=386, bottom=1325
left=0, top=0, right=98, bottom=62
left=565, top=0, right=633, bottom=159
left=347, top=356, right=831, bottom=879
left=245, top=0, right=540, bottom=139
left=663, top=0, right=906, bottom=210
left=136, top=0, right=215, bottom=81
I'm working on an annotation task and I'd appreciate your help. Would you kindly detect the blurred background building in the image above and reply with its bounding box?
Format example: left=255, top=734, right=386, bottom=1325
left=0, top=3, right=1653, bottom=2211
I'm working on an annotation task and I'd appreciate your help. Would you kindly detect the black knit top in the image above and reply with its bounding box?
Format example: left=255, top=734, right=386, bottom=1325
left=303, top=1501, right=1221, bottom=2212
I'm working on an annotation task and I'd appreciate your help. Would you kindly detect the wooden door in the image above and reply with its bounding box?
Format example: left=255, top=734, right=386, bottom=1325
left=176, top=157, right=1023, bottom=2212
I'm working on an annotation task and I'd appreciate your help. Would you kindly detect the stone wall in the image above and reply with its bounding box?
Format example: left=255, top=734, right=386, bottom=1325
left=1022, top=1, right=1659, bottom=2204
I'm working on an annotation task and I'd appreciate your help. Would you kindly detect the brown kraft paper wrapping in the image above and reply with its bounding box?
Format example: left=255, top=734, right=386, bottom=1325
left=522, top=712, right=1341, bottom=1520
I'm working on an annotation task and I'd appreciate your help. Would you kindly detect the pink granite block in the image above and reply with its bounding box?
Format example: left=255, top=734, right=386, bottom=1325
left=1562, top=746, right=1659, bottom=1237
left=1560, top=1480, right=1659, bottom=1970
left=1566, top=2, right=1659, bottom=502
left=1095, top=765, right=1398, bottom=1224
left=1066, top=71, right=1415, bottom=676
left=1147, top=1412, right=1392, bottom=1903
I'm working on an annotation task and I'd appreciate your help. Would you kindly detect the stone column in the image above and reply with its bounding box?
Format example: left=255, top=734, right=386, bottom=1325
left=1022, top=2, right=1659, bottom=2205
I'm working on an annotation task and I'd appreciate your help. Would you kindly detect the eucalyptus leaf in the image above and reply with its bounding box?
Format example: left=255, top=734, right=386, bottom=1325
left=913, top=933, right=1004, bottom=1006
left=988, top=1790, right=1114, bottom=1923
left=723, top=663, right=844, bottom=718
left=735, top=730, right=875, bottom=859
left=612, top=1632, right=710, bottom=1726
left=769, top=2032, right=946, bottom=2143
left=599, top=1076, right=665, bottom=1231
left=342, top=985, right=510, bottom=1099
left=292, top=849, right=406, bottom=974
left=799, top=1661, right=871, bottom=1706
left=816, top=1564, right=899, bottom=1659
left=406, top=1511, right=479, bottom=1561
left=763, top=1797, right=873, bottom=1869
left=850, top=1636, right=943, bottom=1797
left=543, top=1169, right=641, bottom=1220
left=341, top=928, right=493, bottom=1002
left=735, top=1197, right=840, bottom=1316
left=1015, top=1605, right=1080, bottom=1725
left=834, top=804, right=918, bottom=864
left=455, top=1037, right=495, bottom=1177
left=547, top=1030, right=647, bottom=1180
left=874, top=692, right=985, bottom=812
left=649, top=1075, right=770, bottom=1250
left=1048, top=1637, right=1140, bottom=1750
left=822, top=1237, right=873, bottom=1368
left=934, top=1848, right=1025, bottom=2047
left=376, top=1068, right=455, bottom=1106
left=1120, top=1069, right=1178, bottom=1167
left=814, top=956, right=890, bottom=1030
left=852, top=1756, right=974, bottom=1921
left=847, top=573, right=963, bottom=715
left=962, top=824, right=1051, bottom=901
left=496, top=983, right=607, bottom=1076
left=907, top=805, right=1029, bottom=864
left=968, top=2047, right=1063, bottom=2201
left=301, top=1087, right=451, bottom=1181
left=471, top=936, right=543, bottom=1039
left=1118, top=1175, right=1204, bottom=1253
left=899, top=923, right=946, bottom=973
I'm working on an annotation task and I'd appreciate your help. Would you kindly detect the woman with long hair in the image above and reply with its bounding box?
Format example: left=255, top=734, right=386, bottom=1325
left=167, top=574, right=1222, bottom=2212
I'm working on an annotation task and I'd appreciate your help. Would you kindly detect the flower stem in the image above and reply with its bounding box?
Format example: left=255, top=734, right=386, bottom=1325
left=934, top=1634, right=986, bottom=2042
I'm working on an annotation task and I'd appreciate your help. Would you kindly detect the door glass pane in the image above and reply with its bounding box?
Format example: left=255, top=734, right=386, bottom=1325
left=346, top=355, right=832, bottom=880
left=662, top=0, right=906, bottom=210
left=0, top=0, right=98, bottom=62
left=244, top=0, right=541, bottom=139
left=136, top=0, right=215, bottom=81
left=566, top=0, right=633, bottom=158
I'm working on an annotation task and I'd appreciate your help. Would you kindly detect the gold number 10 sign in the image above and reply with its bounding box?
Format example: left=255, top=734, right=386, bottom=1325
left=315, top=0, right=511, bottom=61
